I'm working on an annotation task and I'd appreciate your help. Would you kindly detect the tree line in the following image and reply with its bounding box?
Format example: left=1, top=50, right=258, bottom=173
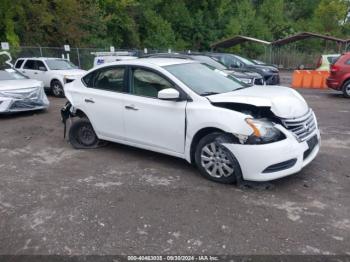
left=1, top=0, right=349, bottom=56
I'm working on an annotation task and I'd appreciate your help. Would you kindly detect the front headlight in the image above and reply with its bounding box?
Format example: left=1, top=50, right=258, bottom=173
left=240, top=78, right=253, bottom=84
left=245, top=118, right=285, bottom=144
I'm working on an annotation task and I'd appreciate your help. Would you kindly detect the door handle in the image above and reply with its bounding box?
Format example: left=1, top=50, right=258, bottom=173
left=34, top=72, right=38, bottom=74
left=84, top=98, right=95, bottom=103
left=125, top=104, right=139, bottom=111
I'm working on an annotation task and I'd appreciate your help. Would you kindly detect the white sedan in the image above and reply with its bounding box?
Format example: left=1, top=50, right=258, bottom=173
left=62, top=58, right=320, bottom=183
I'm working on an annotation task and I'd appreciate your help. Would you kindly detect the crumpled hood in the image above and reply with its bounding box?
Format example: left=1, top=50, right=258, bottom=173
left=51, top=69, right=86, bottom=76
left=207, top=85, right=309, bottom=118
left=0, top=79, right=43, bottom=91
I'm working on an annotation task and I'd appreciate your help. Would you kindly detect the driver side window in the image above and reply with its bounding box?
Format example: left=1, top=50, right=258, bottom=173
left=131, top=68, right=174, bottom=98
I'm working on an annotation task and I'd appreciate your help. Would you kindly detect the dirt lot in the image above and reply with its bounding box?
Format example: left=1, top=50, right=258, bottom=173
left=0, top=88, right=349, bottom=256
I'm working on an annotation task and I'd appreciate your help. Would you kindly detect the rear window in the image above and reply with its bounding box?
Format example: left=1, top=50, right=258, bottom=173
left=15, top=59, right=25, bottom=69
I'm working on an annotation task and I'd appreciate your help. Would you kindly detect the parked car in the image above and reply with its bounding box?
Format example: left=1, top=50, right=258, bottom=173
left=326, top=52, right=350, bottom=97
left=14, top=57, right=86, bottom=97
left=61, top=58, right=320, bottom=184
left=315, top=54, right=340, bottom=71
left=207, top=53, right=280, bottom=85
left=92, top=51, right=138, bottom=67
left=0, top=66, right=49, bottom=113
left=143, top=53, right=264, bottom=85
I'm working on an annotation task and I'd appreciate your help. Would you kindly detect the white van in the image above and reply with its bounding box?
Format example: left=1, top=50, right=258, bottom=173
left=92, top=52, right=138, bottom=67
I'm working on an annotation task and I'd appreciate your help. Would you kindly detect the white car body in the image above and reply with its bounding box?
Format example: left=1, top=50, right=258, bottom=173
left=14, top=57, right=86, bottom=89
left=64, top=58, right=320, bottom=182
left=316, top=54, right=340, bottom=71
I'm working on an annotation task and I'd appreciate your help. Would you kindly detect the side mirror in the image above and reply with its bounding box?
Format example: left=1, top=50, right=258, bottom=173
left=38, top=66, right=47, bottom=71
left=158, top=88, right=180, bottom=100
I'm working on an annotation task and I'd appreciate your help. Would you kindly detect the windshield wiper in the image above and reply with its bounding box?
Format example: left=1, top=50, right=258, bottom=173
left=200, top=91, right=220, bottom=96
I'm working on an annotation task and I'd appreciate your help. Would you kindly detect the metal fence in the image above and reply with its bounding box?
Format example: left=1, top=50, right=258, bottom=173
left=7, top=46, right=191, bottom=70
left=5, top=45, right=336, bottom=70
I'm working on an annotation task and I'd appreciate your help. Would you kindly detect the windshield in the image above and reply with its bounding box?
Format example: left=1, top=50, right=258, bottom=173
left=0, top=69, right=28, bottom=80
left=45, top=59, right=77, bottom=70
left=191, top=55, right=227, bottom=70
left=164, top=63, right=246, bottom=96
left=235, top=55, right=255, bottom=65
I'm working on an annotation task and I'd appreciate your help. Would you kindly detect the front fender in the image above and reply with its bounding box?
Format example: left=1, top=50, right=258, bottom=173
left=184, top=103, right=253, bottom=162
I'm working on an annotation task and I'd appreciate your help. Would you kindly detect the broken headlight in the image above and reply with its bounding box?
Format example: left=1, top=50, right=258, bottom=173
left=245, top=118, right=285, bottom=144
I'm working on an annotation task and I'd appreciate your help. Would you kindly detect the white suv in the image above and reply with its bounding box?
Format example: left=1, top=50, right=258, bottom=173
left=14, top=57, right=86, bottom=97
left=61, top=58, right=320, bottom=184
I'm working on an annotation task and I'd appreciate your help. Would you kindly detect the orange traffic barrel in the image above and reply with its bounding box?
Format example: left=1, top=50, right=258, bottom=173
left=291, top=70, right=303, bottom=88
left=301, top=70, right=313, bottom=88
left=320, top=71, right=330, bottom=89
left=311, top=71, right=323, bottom=88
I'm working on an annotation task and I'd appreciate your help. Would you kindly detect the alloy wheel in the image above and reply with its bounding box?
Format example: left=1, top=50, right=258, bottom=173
left=200, top=142, right=234, bottom=178
left=345, top=83, right=350, bottom=96
left=52, top=82, right=63, bottom=96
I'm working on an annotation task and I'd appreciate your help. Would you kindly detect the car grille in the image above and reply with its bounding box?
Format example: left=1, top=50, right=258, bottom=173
left=280, top=109, right=317, bottom=142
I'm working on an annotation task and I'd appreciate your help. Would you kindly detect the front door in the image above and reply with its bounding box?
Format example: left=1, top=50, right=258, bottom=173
left=123, top=67, right=187, bottom=154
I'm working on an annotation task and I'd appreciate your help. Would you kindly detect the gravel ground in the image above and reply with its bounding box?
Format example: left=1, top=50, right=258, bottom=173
left=0, top=87, right=349, bottom=256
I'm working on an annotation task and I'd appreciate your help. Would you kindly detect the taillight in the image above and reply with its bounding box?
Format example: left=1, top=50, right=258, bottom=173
left=316, top=57, right=321, bottom=68
left=330, top=64, right=340, bottom=73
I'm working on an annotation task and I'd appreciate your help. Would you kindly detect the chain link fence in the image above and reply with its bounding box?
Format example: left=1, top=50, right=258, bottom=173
left=7, top=46, right=191, bottom=70
left=4, top=45, right=337, bottom=70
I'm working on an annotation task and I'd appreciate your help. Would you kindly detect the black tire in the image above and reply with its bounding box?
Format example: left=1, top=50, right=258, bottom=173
left=69, top=118, right=99, bottom=149
left=194, top=132, right=242, bottom=184
left=342, top=80, right=350, bottom=98
left=51, top=80, right=65, bottom=98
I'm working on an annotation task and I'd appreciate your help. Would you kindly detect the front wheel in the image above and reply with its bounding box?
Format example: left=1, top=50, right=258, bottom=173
left=51, top=80, right=65, bottom=98
left=342, top=80, right=350, bottom=98
left=69, top=118, right=99, bottom=149
left=194, top=132, right=242, bottom=184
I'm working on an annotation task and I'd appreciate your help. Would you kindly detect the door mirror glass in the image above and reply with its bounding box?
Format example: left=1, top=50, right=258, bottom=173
left=38, top=66, right=47, bottom=71
left=158, top=88, right=180, bottom=100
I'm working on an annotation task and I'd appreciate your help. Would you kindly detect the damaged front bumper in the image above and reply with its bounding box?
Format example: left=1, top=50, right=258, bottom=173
left=0, top=87, right=49, bottom=113
left=222, top=127, right=320, bottom=182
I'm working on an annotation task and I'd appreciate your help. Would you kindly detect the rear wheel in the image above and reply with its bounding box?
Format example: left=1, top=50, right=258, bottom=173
left=342, top=80, right=350, bottom=98
left=194, top=132, right=242, bottom=184
left=51, top=80, right=65, bottom=98
left=69, top=118, right=99, bottom=149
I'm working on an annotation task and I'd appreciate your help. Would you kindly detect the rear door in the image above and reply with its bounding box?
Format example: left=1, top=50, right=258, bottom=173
left=21, top=59, right=37, bottom=79
left=78, top=66, right=127, bottom=140
left=123, top=66, right=187, bottom=154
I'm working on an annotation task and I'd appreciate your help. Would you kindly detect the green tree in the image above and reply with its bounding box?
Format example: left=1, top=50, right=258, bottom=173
left=312, top=0, right=348, bottom=36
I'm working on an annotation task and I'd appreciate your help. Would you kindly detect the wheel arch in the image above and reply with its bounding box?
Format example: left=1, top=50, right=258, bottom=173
left=189, top=127, right=226, bottom=164
left=50, top=78, right=63, bottom=86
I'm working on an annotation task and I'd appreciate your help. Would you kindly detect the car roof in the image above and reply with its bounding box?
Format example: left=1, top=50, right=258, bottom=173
left=104, top=58, right=197, bottom=67
left=17, top=57, right=67, bottom=60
